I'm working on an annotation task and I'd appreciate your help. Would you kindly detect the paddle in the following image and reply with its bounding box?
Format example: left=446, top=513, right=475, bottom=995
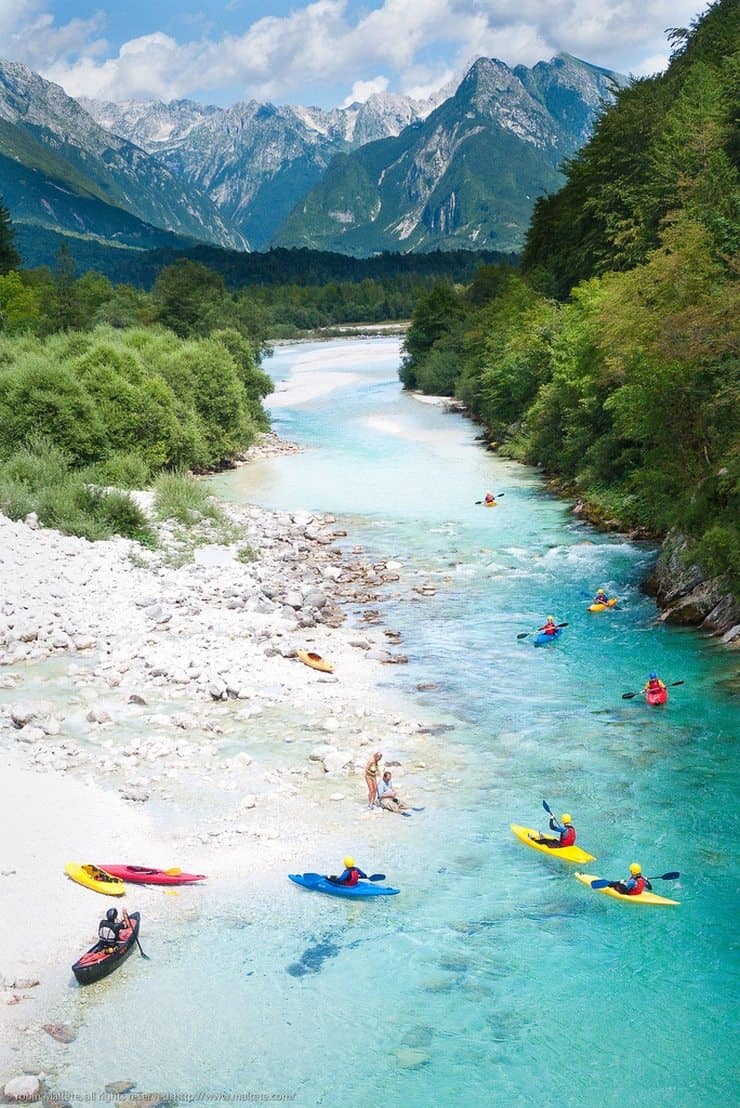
left=311, top=872, right=387, bottom=883
left=517, top=622, right=568, bottom=640
left=622, top=681, right=685, bottom=700
left=590, top=871, right=680, bottom=890
left=122, top=907, right=149, bottom=960
left=475, top=494, right=505, bottom=504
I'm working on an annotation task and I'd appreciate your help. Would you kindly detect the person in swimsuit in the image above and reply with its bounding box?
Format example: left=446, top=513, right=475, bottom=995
left=365, top=751, right=382, bottom=809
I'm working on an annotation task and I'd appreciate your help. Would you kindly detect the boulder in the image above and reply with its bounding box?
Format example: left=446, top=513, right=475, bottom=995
left=4, top=1075, right=41, bottom=1101
left=302, top=589, right=327, bottom=610
left=43, top=1021, right=77, bottom=1043
left=9, top=702, right=52, bottom=728
left=15, top=725, right=46, bottom=744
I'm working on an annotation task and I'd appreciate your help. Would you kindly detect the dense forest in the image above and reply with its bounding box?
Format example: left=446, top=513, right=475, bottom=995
left=401, top=0, right=739, bottom=590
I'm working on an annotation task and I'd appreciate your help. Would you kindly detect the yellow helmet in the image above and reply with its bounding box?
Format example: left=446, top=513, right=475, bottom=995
left=597, top=588, right=606, bottom=595
left=629, top=862, right=642, bottom=875
left=343, top=856, right=355, bottom=868
left=561, top=813, right=572, bottom=824
left=547, top=615, right=555, bottom=622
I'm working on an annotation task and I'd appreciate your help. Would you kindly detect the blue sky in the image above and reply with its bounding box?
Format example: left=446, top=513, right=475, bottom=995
left=1, top=0, right=712, bottom=107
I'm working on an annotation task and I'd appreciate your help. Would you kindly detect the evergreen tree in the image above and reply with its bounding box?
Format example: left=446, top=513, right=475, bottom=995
left=0, top=196, right=20, bottom=275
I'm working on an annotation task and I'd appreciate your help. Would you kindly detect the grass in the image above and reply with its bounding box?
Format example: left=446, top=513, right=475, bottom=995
left=153, top=470, right=225, bottom=525
left=0, top=439, right=156, bottom=546
left=236, top=543, right=258, bottom=563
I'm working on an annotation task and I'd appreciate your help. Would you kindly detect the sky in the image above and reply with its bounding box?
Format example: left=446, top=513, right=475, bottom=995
left=0, top=0, right=712, bottom=108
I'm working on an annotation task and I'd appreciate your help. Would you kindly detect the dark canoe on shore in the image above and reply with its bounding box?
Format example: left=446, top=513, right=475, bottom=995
left=72, top=912, right=140, bottom=985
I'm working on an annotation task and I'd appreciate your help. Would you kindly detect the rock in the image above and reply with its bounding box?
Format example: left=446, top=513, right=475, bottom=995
left=393, top=1046, right=431, bottom=1069
left=73, top=636, right=97, bottom=650
left=237, top=794, right=257, bottom=810
left=105, top=1081, right=137, bottom=1095
left=9, top=702, right=52, bottom=728
left=128, top=694, right=148, bottom=706
left=15, top=725, right=47, bottom=744
left=4, top=1075, right=41, bottom=1101
left=86, top=707, right=111, bottom=724
left=722, top=624, right=740, bottom=644
left=329, top=792, right=345, bottom=801
left=303, top=589, right=327, bottom=609
left=119, top=1096, right=175, bottom=1108
left=43, top=1021, right=77, bottom=1043
left=24, top=511, right=39, bottom=530
left=208, top=680, right=227, bottom=701
left=284, top=590, right=303, bottom=609
left=120, top=787, right=149, bottom=802
left=700, top=594, right=740, bottom=637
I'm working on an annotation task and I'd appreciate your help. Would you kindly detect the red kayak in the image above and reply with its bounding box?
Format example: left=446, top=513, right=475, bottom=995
left=98, top=865, right=207, bottom=886
left=646, top=687, right=668, bottom=706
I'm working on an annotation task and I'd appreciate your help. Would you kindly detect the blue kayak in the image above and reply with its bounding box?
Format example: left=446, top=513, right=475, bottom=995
left=533, top=628, right=562, bottom=646
left=289, top=873, right=399, bottom=898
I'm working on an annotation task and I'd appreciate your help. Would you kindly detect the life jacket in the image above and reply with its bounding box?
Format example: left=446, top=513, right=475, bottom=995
left=560, top=825, right=576, bottom=847
left=98, top=922, right=122, bottom=944
left=648, top=679, right=663, bottom=690
left=344, top=867, right=361, bottom=886
left=628, top=875, right=647, bottom=895
left=544, top=624, right=557, bottom=635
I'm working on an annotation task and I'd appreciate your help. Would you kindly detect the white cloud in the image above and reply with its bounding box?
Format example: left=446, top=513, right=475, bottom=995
left=341, top=76, right=389, bottom=107
left=0, top=0, right=715, bottom=105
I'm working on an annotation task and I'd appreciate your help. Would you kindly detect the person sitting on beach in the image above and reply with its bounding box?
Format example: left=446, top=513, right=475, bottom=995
left=609, top=863, right=652, bottom=896
left=531, top=813, right=576, bottom=849
left=98, top=908, right=125, bottom=947
left=377, top=771, right=411, bottom=816
left=365, top=751, right=383, bottom=809
left=484, top=491, right=496, bottom=505
left=327, top=857, right=367, bottom=886
left=538, top=615, right=559, bottom=636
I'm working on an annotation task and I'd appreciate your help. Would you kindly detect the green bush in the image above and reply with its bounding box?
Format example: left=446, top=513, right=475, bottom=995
left=153, top=470, right=224, bottom=524
left=80, top=450, right=152, bottom=490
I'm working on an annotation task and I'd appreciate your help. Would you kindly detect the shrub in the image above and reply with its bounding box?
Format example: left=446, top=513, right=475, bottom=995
left=153, top=470, right=224, bottom=524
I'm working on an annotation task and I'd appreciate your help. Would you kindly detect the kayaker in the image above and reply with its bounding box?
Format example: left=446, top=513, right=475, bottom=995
left=538, top=615, right=559, bottom=636
left=98, top=908, right=126, bottom=947
left=327, top=857, right=368, bottom=886
left=377, top=771, right=411, bottom=816
left=484, top=491, right=496, bottom=505
left=365, top=751, right=383, bottom=809
left=531, top=812, right=576, bottom=849
left=610, top=863, right=652, bottom=896
left=593, top=588, right=608, bottom=604
left=643, top=673, right=666, bottom=694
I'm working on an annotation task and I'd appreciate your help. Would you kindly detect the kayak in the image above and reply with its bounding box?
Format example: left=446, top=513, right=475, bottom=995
left=588, top=599, right=617, bottom=612
left=533, top=628, right=562, bottom=646
left=289, top=873, right=399, bottom=898
left=64, top=863, right=125, bottom=897
left=575, top=873, right=678, bottom=906
left=510, top=823, right=596, bottom=864
left=296, top=650, right=334, bottom=673
left=98, top=865, right=206, bottom=886
left=484, top=500, right=496, bottom=508
left=646, top=686, right=668, bottom=705
left=72, top=911, right=141, bottom=985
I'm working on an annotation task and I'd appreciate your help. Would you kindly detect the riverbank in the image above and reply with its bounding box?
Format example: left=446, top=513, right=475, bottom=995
left=0, top=446, right=441, bottom=1080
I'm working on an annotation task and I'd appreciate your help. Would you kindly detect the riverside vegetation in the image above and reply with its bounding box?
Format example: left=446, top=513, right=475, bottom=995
left=400, top=0, right=739, bottom=618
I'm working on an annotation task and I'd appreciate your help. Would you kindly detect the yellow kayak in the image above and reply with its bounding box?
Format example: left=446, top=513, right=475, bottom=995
left=64, top=863, right=125, bottom=896
left=296, top=649, right=334, bottom=674
left=575, top=872, right=679, bottom=906
left=510, top=824, right=596, bottom=864
left=588, top=599, right=617, bottom=612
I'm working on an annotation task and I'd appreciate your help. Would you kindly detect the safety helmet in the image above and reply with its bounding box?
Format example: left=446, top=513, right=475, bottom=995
left=561, top=813, right=572, bottom=824
left=629, top=862, right=642, bottom=875
left=649, top=672, right=658, bottom=680
left=106, top=908, right=118, bottom=921
left=343, top=856, right=355, bottom=868
left=597, top=588, right=606, bottom=595
left=547, top=615, right=555, bottom=622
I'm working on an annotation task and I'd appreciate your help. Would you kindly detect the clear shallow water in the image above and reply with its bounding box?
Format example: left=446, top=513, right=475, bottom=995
left=51, top=338, right=738, bottom=1107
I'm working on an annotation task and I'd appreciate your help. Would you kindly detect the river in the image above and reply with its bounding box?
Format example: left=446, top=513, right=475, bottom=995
left=49, top=337, right=737, bottom=1107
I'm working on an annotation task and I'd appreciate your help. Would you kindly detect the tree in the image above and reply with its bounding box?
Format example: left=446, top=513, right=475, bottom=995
left=0, top=196, right=20, bottom=275
left=151, top=260, right=228, bottom=337
left=43, top=243, right=84, bottom=332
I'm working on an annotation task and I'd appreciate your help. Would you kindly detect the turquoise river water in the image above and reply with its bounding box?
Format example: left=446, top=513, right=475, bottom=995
left=50, top=337, right=737, bottom=1107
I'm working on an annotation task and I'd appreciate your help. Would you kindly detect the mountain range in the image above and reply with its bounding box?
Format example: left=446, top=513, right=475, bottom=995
left=0, top=53, right=625, bottom=264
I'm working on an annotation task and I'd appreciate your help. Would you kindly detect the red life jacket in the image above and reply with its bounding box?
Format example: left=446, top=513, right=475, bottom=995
left=648, top=679, right=662, bottom=690
left=560, top=825, right=576, bottom=847
left=628, top=875, right=647, bottom=895
left=344, top=868, right=361, bottom=886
